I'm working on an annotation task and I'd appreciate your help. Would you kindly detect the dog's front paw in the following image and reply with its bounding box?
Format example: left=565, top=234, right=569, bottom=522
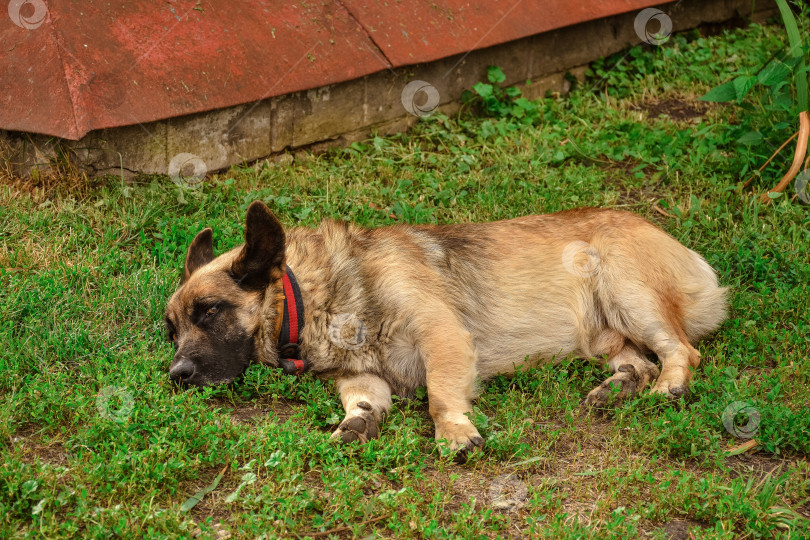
left=435, top=415, right=484, bottom=463
left=330, top=401, right=380, bottom=444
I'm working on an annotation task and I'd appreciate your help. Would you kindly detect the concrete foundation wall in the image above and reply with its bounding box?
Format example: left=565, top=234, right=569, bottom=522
left=1, top=0, right=775, bottom=179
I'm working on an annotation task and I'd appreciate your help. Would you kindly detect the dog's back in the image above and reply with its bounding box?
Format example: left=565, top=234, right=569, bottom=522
left=317, top=209, right=726, bottom=386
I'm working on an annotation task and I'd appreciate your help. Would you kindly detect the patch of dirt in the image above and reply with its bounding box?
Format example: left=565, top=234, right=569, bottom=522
left=183, top=466, right=236, bottom=533
left=599, top=160, right=659, bottom=195
left=415, top=414, right=651, bottom=532
left=725, top=452, right=794, bottom=481
left=418, top=464, right=530, bottom=538
left=638, top=98, right=711, bottom=123
left=11, top=425, right=69, bottom=467
left=211, top=397, right=298, bottom=426
left=592, top=161, right=696, bottom=228
left=663, top=518, right=709, bottom=539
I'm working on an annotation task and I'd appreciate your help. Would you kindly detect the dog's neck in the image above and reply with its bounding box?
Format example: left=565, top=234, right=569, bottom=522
left=255, top=227, right=324, bottom=371
left=255, top=263, right=307, bottom=371
left=257, top=221, right=365, bottom=375
left=274, top=265, right=307, bottom=375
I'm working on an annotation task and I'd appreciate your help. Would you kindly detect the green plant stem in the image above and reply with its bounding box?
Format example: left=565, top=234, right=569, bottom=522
left=775, top=0, right=808, bottom=112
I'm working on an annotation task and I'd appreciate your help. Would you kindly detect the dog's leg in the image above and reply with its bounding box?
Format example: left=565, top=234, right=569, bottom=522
left=596, top=262, right=703, bottom=398
left=420, top=325, right=484, bottom=460
left=585, top=343, right=660, bottom=406
left=331, top=374, right=392, bottom=444
left=648, top=331, right=701, bottom=398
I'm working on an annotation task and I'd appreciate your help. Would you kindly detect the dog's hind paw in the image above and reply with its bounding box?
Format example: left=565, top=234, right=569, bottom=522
left=585, top=365, right=640, bottom=406
left=584, top=363, right=658, bottom=407
left=650, top=379, right=690, bottom=399
left=331, top=403, right=380, bottom=444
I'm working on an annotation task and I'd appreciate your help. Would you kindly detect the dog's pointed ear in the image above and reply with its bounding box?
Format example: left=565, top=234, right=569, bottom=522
left=231, top=201, right=285, bottom=289
left=183, top=228, right=214, bottom=282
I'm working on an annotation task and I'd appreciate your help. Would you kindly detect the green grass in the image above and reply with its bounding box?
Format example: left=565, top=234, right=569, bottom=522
left=2, top=21, right=810, bottom=539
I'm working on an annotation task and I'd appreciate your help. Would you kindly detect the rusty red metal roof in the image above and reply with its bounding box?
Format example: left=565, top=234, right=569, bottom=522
left=1, top=0, right=665, bottom=140
left=342, top=0, right=663, bottom=67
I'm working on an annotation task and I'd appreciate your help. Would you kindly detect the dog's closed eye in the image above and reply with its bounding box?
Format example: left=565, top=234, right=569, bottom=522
left=191, top=300, right=229, bottom=326
left=165, top=318, right=178, bottom=347
left=199, top=305, right=220, bottom=321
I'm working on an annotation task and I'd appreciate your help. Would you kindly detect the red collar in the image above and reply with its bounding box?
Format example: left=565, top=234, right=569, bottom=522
left=276, top=265, right=308, bottom=375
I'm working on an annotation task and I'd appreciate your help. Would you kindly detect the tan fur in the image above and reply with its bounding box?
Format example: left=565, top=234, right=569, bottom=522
left=167, top=204, right=727, bottom=456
